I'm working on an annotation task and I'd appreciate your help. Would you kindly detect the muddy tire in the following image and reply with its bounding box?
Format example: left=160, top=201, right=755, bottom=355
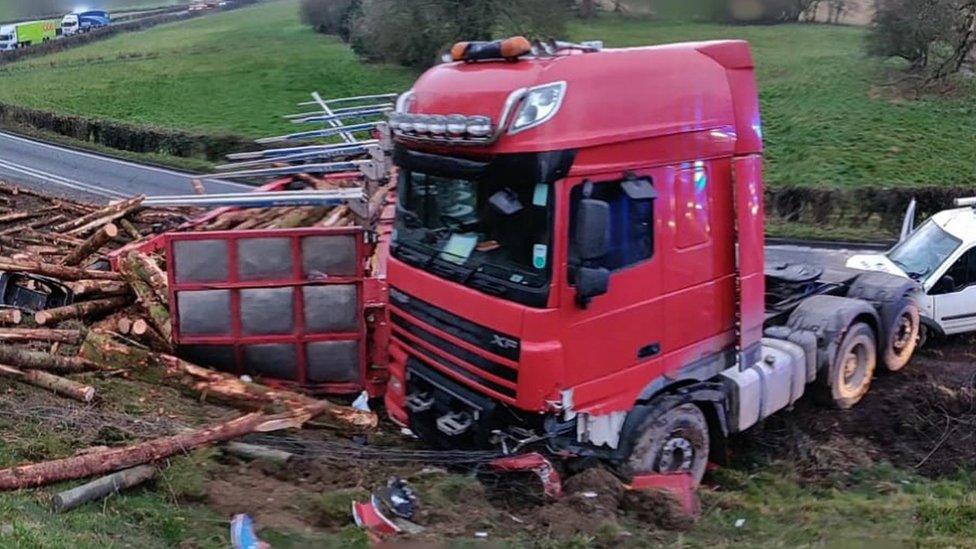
left=882, top=299, right=919, bottom=372
left=816, top=322, right=877, bottom=409
left=624, top=403, right=709, bottom=487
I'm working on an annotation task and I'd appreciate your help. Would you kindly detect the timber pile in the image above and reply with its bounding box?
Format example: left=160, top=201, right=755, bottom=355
left=0, top=181, right=381, bottom=498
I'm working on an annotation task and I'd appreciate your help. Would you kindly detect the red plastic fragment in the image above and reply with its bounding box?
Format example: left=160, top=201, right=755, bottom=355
left=488, top=452, right=563, bottom=500
left=628, top=472, right=701, bottom=518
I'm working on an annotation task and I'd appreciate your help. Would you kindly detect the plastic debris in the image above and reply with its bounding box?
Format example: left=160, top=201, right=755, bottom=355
left=230, top=514, right=269, bottom=549
left=734, top=518, right=746, bottom=528
left=352, top=390, right=371, bottom=412
left=375, top=477, right=418, bottom=519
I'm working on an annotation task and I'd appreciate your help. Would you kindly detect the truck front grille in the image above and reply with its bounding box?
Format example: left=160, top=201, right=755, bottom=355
left=389, top=287, right=519, bottom=402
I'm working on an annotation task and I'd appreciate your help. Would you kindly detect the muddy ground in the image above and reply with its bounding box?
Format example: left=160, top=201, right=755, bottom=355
left=2, top=334, right=974, bottom=545
left=181, top=335, right=976, bottom=543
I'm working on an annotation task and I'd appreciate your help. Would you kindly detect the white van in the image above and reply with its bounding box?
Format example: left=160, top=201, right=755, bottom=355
left=847, top=198, right=976, bottom=344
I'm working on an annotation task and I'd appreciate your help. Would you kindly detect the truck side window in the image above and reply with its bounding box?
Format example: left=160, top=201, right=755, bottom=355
left=569, top=179, right=654, bottom=271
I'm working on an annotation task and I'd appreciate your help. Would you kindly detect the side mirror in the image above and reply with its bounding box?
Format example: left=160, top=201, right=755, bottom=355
left=574, top=198, right=610, bottom=261
left=932, top=275, right=957, bottom=295
left=576, top=266, right=610, bottom=308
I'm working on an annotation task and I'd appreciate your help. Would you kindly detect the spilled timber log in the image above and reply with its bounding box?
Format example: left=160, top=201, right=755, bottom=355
left=0, top=410, right=316, bottom=491
left=120, top=254, right=171, bottom=340
left=0, top=364, right=95, bottom=403
left=35, top=296, right=131, bottom=326
left=61, top=223, right=119, bottom=267
left=0, top=258, right=123, bottom=281
left=53, top=465, right=157, bottom=512
left=0, top=345, right=101, bottom=374
left=67, top=280, right=130, bottom=299
left=0, top=328, right=82, bottom=344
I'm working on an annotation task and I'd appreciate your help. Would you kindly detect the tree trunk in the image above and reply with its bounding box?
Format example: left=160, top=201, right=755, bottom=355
left=0, top=258, right=123, bottom=281
left=580, top=0, right=597, bottom=18
left=0, top=345, right=101, bottom=374
left=53, top=196, right=144, bottom=235
left=35, top=296, right=131, bottom=326
left=67, top=280, right=131, bottom=299
left=61, top=223, right=119, bottom=267
left=53, top=465, right=157, bottom=512
left=0, top=365, right=96, bottom=403
left=120, top=255, right=172, bottom=341
left=118, top=218, right=143, bottom=241
left=0, top=328, right=82, bottom=344
left=0, top=411, right=307, bottom=491
left=0, top=309, right=22, bottom=325
left=127, top=253, right=169, bottom=305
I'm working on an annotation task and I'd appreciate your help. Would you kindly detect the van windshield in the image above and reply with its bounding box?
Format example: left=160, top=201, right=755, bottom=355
left=392, top=170, right=553, bottom=307
left=888, top=220, right=961, bottom=280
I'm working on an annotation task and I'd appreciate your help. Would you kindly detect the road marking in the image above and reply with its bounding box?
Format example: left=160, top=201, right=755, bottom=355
left=0, top=158, right=127, bottom=199
left=0, top=131, right=254, bottom=191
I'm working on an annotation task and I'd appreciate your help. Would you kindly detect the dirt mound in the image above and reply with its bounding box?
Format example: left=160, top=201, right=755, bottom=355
left=736, top=345, right=976, bottom=480
left=533, top=467, right=694, bottom=537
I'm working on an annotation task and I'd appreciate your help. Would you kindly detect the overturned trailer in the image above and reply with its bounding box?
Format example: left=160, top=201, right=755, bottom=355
left=109, top=93, right=398, bottom=396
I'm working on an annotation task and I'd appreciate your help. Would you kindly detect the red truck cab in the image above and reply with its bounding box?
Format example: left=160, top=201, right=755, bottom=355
left=383, top=39, right=918, bottom=483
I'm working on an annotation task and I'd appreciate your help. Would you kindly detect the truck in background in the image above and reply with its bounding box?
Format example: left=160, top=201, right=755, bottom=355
left=0, top=19, right=60, bottom=51
left=61, top=11, right=111, bottom=36
left=382, top=38, right=923, bottom=485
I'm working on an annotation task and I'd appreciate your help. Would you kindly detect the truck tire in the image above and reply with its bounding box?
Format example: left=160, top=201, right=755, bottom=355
left=624, top=403, right=709, bottom=486
left=816, top=322, right=877, bottom=409
left=881, top=299, right=919, bottom=372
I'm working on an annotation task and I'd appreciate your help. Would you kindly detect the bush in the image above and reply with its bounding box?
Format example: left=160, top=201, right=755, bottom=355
left=867, top=0, right=976, bottom=81
left=299, top=0, right=360, bottom=41
left=347, top=0, right=570, bottom=69
left=727, top=0, right=823, bottom=23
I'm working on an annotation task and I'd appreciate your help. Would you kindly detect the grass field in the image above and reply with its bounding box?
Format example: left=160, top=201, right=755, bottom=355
left=0, top=1, right=974, bottom=188
left=0, top=0, right=415, bottom=137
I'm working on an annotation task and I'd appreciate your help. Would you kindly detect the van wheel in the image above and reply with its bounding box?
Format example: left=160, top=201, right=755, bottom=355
left=882, top=299, right=919, bottom=372
left=816, top=322, right=877, bottom=409
left=624, top=403, right=709, bottom=486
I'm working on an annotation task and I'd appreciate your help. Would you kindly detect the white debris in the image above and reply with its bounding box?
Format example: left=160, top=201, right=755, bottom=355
left=734, top=518, right=746, bottom=528
left=352, top=391, right=370, bottom=412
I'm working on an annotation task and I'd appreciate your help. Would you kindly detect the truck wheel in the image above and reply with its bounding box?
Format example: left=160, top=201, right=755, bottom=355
left=882, top=299, right=919, bottom=372
left=624, top=403, right=709, bottom=486
left=817, top=322, right=877, bottom=409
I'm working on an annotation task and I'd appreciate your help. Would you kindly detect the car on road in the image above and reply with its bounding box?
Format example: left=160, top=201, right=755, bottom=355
left=847, top=198, right=976, bottom=345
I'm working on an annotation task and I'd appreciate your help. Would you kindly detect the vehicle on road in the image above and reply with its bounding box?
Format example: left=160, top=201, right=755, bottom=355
left=61, top=11, right=111, bottom=36
left=382, top=38, right=923, bottom=485
left=847, top=198, right=976, bottom=346
left=0, top=19, right=59, bottom=51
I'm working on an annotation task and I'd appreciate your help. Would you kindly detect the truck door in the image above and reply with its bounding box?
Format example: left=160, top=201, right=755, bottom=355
left=931, top=247, right=976, bottom=334
left=558, top=172, right=664, bottom=395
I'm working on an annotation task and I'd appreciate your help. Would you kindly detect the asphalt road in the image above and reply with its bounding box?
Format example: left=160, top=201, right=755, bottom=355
left=0, top=130, right=882, bottom=270
left=0, top=131, right=253, bottom=203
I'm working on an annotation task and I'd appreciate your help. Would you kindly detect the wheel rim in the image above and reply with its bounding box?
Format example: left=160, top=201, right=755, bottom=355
left=842, top=341, right=870, bottom=390
left=656, top=432, right=695, bottom=473
left=892, top=314, right=914, bottom=353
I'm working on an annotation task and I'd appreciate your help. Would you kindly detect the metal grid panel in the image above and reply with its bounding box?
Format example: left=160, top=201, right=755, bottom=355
left=166, top=228, right=367, bottom=394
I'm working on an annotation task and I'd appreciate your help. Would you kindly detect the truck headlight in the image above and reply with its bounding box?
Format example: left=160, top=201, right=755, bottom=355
left=509, top=82, right=566, bottom=135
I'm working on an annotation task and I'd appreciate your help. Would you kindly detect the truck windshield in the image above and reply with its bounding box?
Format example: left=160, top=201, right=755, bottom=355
left=0, top=35, right=11, bottom=41
left=392, top=171, right=553, bottom=307
left=888, top=220, right=961, bottom=280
